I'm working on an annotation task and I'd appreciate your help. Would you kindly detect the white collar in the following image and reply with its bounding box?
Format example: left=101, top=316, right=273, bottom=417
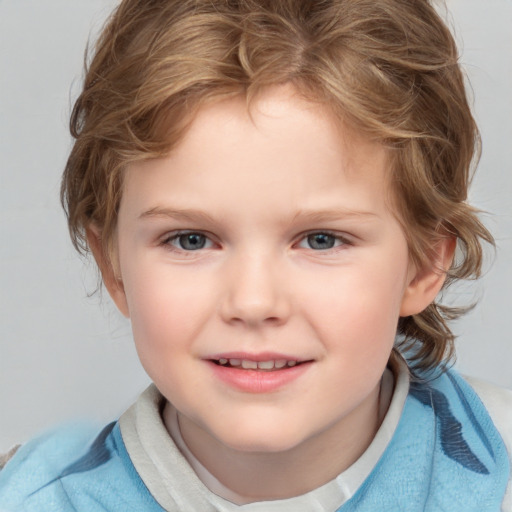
left=119, top=361, right=409, bottom=511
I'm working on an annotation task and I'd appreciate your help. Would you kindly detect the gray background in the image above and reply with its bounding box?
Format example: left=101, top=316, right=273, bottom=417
left=1, top=0, right=511, bottom=452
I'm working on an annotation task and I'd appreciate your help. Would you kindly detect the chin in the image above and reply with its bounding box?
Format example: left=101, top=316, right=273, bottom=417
left=215, top=423, right=308, bottom=454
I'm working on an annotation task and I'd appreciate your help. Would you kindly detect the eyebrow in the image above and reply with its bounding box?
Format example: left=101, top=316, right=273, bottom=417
left=291, top=208, right=379, bottom=223
left=139, top=207, right=217, bottom=223
left=139, top=206, right=379, bottom=224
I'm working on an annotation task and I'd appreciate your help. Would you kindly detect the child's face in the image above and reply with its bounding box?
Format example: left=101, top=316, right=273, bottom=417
left=110, top=85, right=420, bottom=456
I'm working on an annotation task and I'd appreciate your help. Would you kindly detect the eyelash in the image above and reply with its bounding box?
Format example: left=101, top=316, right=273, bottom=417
left=159, top=230, right=352, bottom=253
left=296, top=231, right=351, bottom=251
left=160, top=231, right=216, bottom=252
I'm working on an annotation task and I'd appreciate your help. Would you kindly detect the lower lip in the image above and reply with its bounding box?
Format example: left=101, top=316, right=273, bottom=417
left=207, top=361, right=311, bottom=393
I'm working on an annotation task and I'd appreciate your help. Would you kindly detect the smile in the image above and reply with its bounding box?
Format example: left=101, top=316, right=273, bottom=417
left=214, top=358, right=299, bottom=371
left=207, top=355, right=312, bottom=393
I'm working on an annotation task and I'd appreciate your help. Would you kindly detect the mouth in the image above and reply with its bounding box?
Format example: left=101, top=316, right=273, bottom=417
left=206, top=354, right=313, bottom=392
left=209, top=358, right=308, bottom=371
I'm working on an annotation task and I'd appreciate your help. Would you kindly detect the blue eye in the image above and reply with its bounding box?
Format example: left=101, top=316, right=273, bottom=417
left=166, top=232, right=212, bottom=251
left=179, top=233, right=206, bottom=250
left=307, top=233, right=336, bottom=250
left=298, top=232, right=346, bottom=251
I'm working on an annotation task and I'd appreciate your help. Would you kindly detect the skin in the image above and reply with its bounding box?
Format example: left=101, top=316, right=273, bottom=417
left=90, top=85, right=452, bottom=500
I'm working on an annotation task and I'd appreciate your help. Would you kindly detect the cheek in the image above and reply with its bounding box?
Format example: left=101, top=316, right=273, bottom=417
left=122, top=262, right=214, bottom=362
left=300, top=258, right=407, bottom=356
left=125, top=282, right=207, bottom=399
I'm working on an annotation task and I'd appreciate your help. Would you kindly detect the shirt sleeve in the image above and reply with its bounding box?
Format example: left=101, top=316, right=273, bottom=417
left=0, top=445, right=21, bottom=471
left=464, top=376, right=512, bottom=512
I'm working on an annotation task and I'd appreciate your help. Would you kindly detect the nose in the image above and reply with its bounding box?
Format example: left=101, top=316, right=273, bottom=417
left=219, top=250, right=291, bottom=328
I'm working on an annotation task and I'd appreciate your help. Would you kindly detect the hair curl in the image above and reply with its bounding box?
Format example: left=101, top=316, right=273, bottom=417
left=61, top=0, right=494, bottom=374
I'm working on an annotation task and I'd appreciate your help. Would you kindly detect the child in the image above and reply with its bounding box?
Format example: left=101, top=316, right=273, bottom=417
left=1, top=0, right=510, bottom=510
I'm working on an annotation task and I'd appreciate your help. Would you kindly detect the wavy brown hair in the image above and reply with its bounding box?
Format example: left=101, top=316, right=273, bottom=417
left=61, top=0, right=494, bottom=373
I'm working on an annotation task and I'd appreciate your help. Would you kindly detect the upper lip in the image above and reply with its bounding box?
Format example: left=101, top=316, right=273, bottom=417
left=205, top=352, right=310, bottom=363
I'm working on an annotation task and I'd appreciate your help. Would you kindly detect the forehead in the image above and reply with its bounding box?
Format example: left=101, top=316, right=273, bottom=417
left=121, top=85, right=394, bottom=223
left=178, top=87, right=389, bottom=176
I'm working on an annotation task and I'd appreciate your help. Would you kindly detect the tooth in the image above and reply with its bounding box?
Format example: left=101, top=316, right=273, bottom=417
left=229, top=358, right=241, bottom=367
left=258, top=361, right=275, bottom=370
left=219, top=358, right=228, bottom=365
left=287, top=361, right=297, bottom=367
left=275, top=360, right=287, bottom=369
left=242, top=360, right=258, bottom=369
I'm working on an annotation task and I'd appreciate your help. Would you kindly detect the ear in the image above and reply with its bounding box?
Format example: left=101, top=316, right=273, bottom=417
left=400, top=236, right=456, bottom=317
left=86, top=224, right=130, bottom=318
